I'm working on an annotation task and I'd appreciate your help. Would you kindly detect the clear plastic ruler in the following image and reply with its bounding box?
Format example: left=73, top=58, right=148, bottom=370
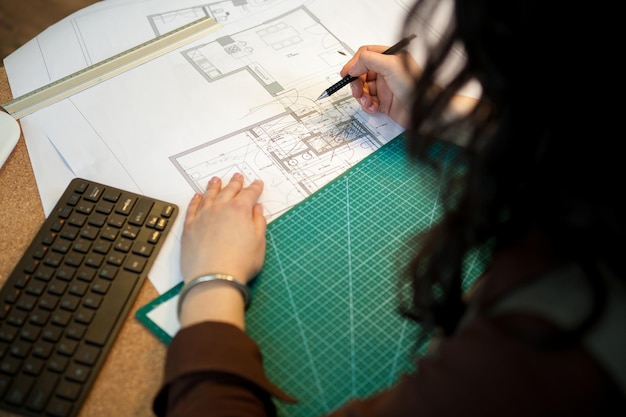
left=2, top=16, right=221, bottom=120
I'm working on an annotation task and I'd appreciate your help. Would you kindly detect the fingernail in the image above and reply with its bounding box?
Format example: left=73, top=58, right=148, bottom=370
left=209, top=176, right=220, bottom=184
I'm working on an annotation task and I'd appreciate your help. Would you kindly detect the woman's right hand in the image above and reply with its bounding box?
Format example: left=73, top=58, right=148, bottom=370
left=340, top=45, right=419, bottom=128
left=180, top=173, right=266, bottom=285
left=177, top=173, right=266, bottom=329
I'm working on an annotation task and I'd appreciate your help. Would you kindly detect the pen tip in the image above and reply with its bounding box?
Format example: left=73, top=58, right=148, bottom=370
left=316, top=91, right=328, bottom=101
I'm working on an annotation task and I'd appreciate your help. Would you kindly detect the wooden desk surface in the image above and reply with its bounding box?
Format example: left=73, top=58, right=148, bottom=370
left=0, top=67, right=166, bottom=417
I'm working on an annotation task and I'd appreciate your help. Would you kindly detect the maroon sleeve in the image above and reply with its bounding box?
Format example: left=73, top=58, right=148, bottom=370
left=153, top=321, right=296, bottom=417
left=154, top=316, right=615, bottom=417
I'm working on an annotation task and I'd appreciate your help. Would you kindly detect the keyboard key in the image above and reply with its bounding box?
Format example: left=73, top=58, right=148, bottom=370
left=5, top=375, right=35, bottom=406
left=46, top=397, right=74, bottom=417
left=129, top=199, right=154, bottom=226
left=25, top=372, right=58, bottom=411
left=84, top=272, right=138, bottom=346
left=75, top=345, right=99, bottom=366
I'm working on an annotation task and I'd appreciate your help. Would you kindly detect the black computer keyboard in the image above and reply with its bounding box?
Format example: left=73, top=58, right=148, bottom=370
left=0, top=178, right=178, bottom=417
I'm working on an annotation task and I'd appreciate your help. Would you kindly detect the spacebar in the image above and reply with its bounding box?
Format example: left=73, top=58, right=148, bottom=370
left=85, top=272, right=139, bottom=346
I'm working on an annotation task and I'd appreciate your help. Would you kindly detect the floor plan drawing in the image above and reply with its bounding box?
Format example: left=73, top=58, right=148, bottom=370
left=170, top=6, right=401, bottom=220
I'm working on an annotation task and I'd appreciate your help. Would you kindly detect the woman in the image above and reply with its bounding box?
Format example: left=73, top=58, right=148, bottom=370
left=154, top=0, right=625, bottom=415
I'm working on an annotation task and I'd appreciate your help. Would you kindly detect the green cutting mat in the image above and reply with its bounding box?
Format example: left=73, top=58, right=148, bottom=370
left=137, top=135, right=486, bottom=416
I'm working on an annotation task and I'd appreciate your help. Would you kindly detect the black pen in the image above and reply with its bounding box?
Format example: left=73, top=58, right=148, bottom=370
left=316, top=34, right=416, bottom=100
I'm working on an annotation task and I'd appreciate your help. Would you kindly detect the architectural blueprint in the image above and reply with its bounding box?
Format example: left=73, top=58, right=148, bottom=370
left=5, top=0, right=409, bottom=293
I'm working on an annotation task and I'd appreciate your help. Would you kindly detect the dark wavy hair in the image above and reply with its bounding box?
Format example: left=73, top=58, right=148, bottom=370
left=399, top=0, right=623, bottom=345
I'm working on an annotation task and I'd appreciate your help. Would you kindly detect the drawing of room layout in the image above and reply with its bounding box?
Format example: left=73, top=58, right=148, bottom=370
left=163, top=4, right=400, bottom=220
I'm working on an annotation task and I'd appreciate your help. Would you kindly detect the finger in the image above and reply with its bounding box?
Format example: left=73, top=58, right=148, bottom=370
left=364, top=68, right=379, bottom=83
left=184, top=192, right=202, bottom=226
left=347, top=49, right=397, bottom=81
left=359, top=81, right=380, bottom=114
left=349, top=73, right=376, bottom=112
left=359, top=94, right=379, bottom=114
left=235, top=179, right=264, bottom=209
left=378, top=91, right=393, bottom=115
left=196, top=176, right=223, bottom=211
left=341, top=45, right=389, bottom=78
left=373, top=80, right=394, bottom=115
left=365, top=79, right=378, bottom=97
left=350, top=80, right=364, bottom=99
left=252, top=203, right=267, bottom=234
left=214, top=172, right=245, bottom=203
left=340, top=47, right=362, bottom=78
left=202, top=175, right=222, bottom=199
